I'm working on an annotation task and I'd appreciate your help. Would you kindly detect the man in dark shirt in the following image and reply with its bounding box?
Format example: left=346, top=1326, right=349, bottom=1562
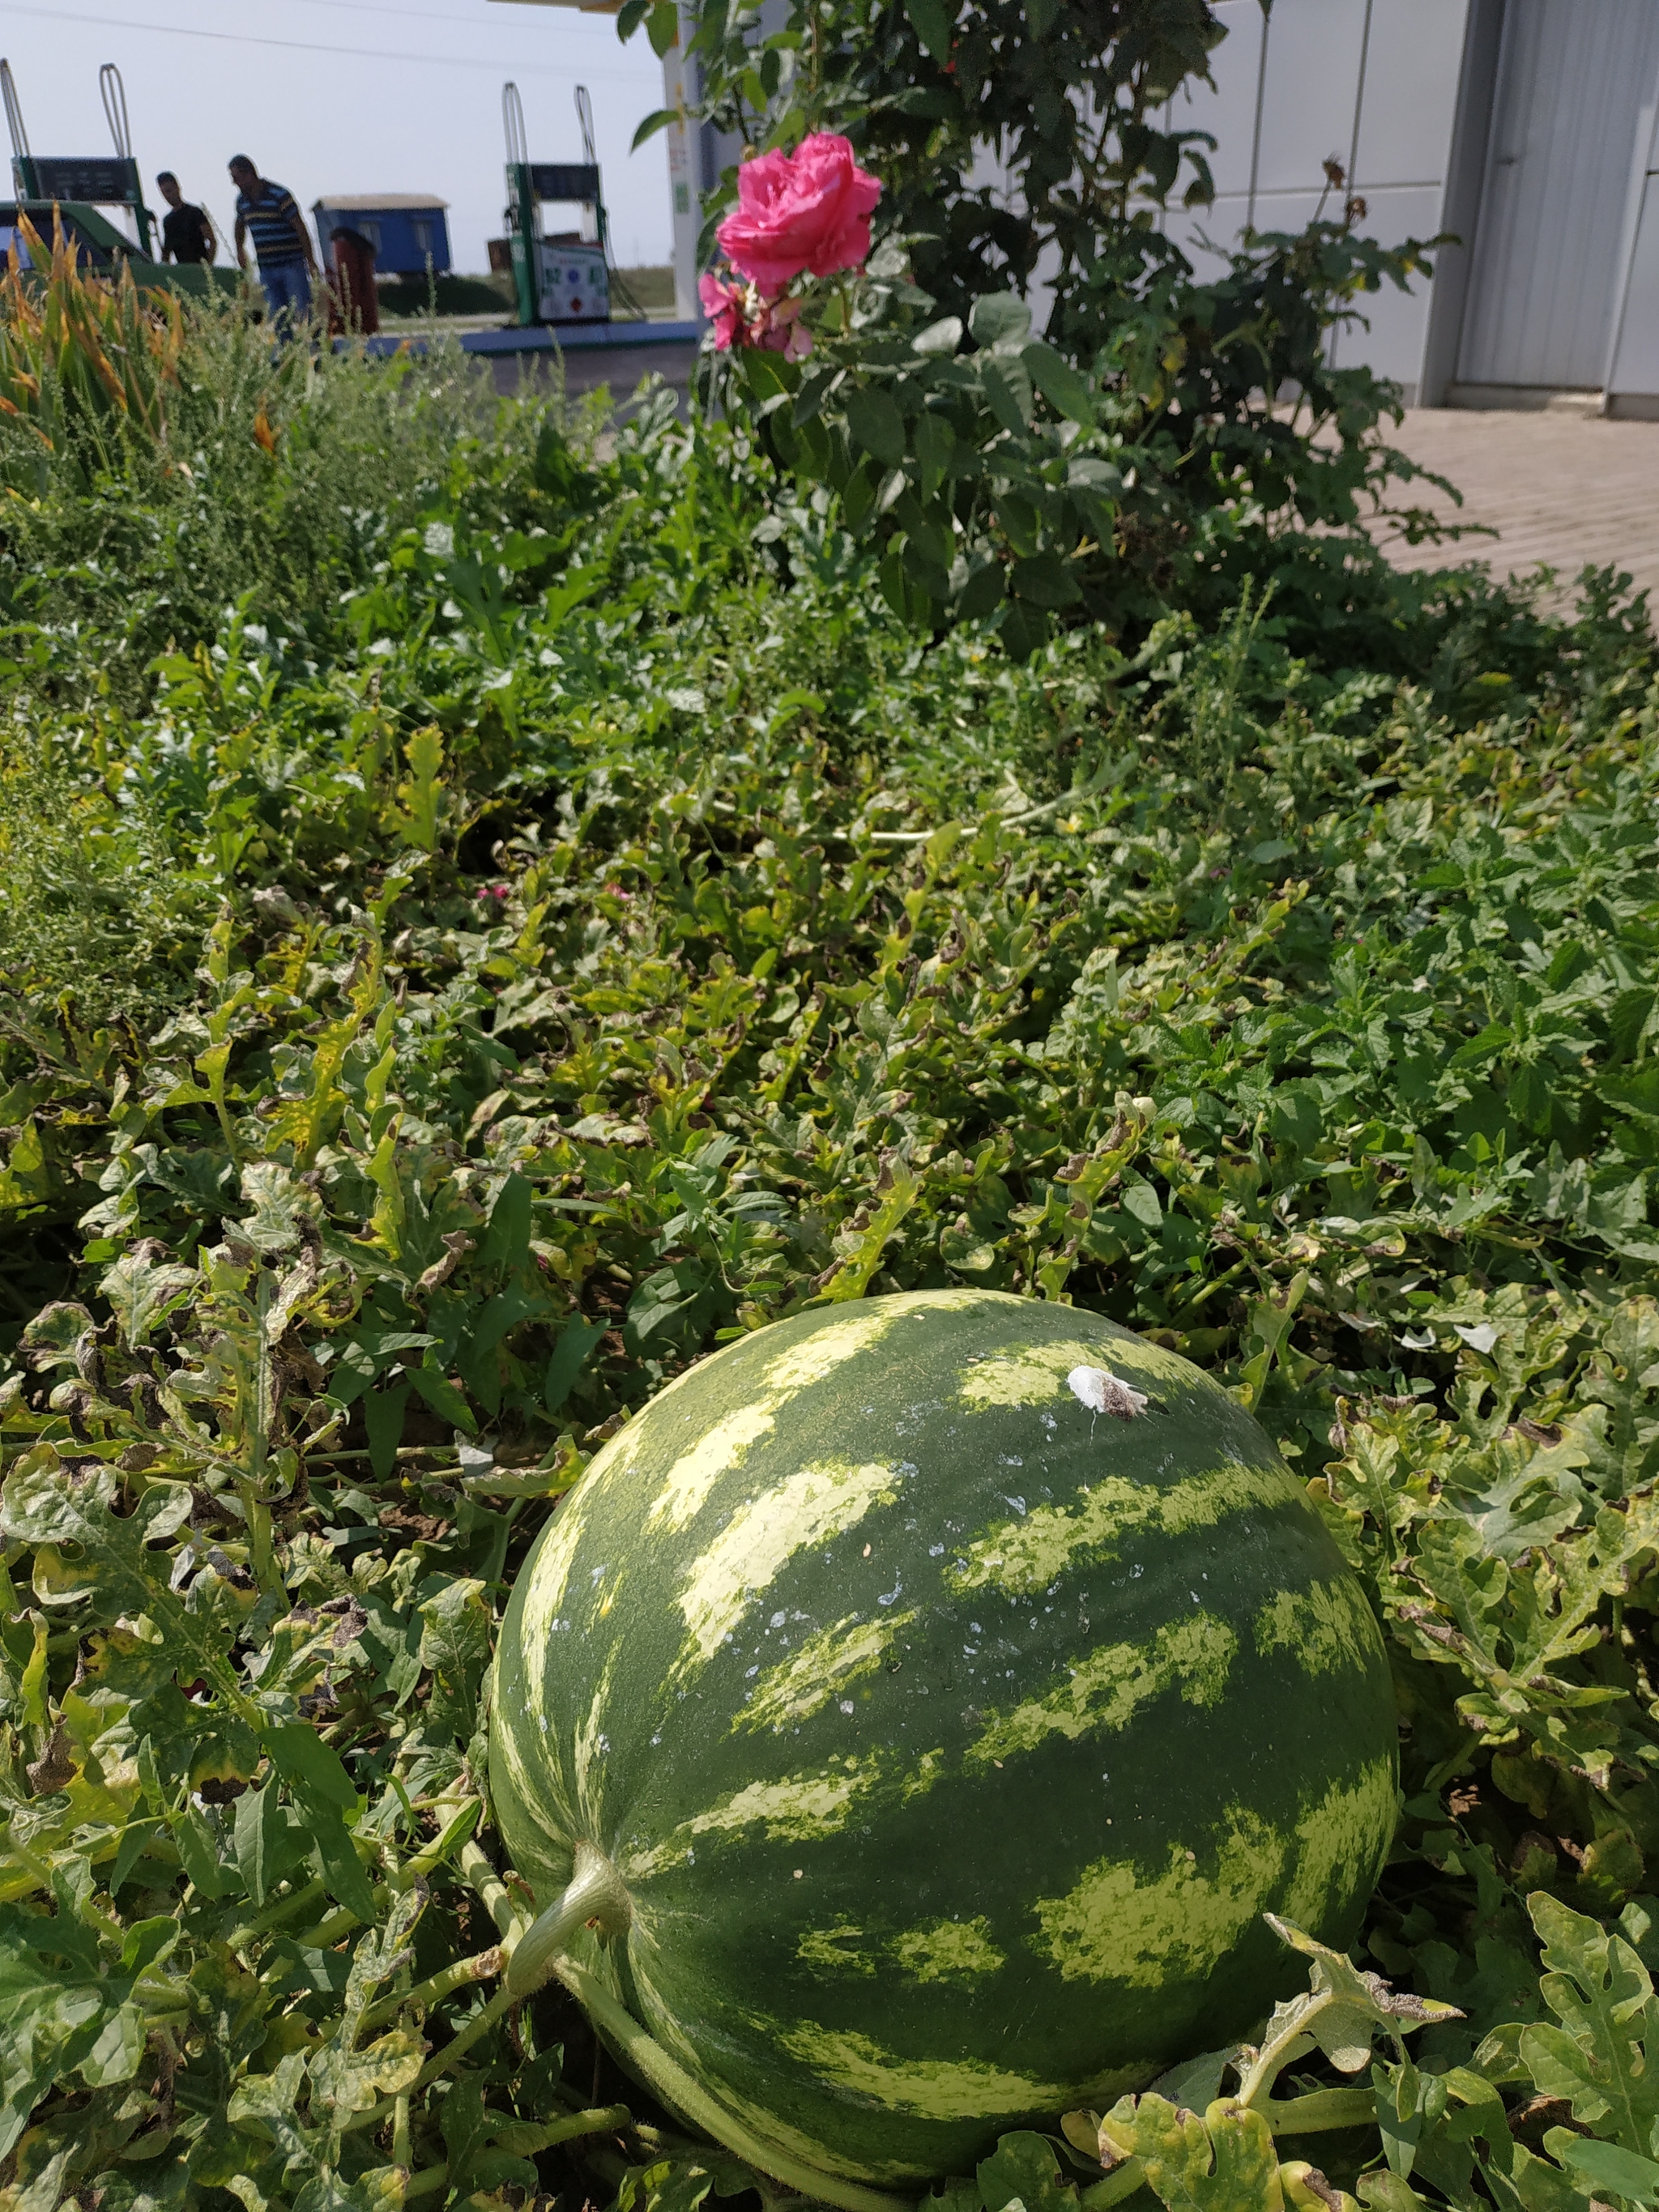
left=228, top=154, right=319, bottom=331
left=156, top=173, right=215, bottom=265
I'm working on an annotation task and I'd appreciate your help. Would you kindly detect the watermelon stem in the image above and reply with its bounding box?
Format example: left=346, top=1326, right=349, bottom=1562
left=1078, top=2164, right=1147, bottom=2209
left=1258, top=2088, right=1376, bottom=2135
left=505, top=1841, right=633, bottom=2001
left=470, top=1843, right=913, bottom=2212
left=548, top=1953, right=917, bottom=2212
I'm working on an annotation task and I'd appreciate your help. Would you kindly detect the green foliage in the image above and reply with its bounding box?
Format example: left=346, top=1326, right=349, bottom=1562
left=1063, top=1916, right=1458, bottom=2211
left=0, top=735, right=211, bottom=1031
left=1, top=311, right=1658, bottom=2209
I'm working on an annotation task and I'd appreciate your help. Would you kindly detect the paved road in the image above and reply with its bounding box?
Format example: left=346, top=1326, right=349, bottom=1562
left=1375, top=407, right=1659, bottom=609
left=488, top=339, right=700, bottom=404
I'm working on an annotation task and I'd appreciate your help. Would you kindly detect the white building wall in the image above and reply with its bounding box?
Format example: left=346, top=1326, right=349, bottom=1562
left=1607, top=100, right=1659, bottom=411
left=1165, top=0, right=1471, bottom=403
left=1175, top=0, right=1659, bottom=408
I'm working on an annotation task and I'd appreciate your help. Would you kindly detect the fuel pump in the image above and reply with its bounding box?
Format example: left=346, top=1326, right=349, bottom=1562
left=1, top=60, right=155, bottom=256
left=503, top=80, right=640, bottom=327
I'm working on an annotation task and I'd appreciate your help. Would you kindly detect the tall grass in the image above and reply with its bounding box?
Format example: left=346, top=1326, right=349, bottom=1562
left=0, top=215, right=186, bottom=479
left=0, top=245, right=591, bottom=706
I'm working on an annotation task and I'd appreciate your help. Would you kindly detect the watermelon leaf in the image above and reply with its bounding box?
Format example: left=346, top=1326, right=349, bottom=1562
left=975, top=2133, right=1075, bottom=2212
left=1553, top=2135, right=1659, bottom=2202
left=407, top=1362, right=478, bottom=1433
left=232, top=1779, right=305, bottom=1908
left=1241, top=1916, right=1463, bottom=2109
left=0, top=1901, right=149, bottom=2158
left=1146, top=2047, right=1233, bottom=2110
left=363, top=1376, right=410, bottom=1480
left=544, top=1314, right=607, bottom=1415
left=480, top=1169, right=534, bottom=1269
left=1373, top=2055, right=1424, bottom=2180
left=1516, top=1890, right=1659, bottom=2161
left=418, top=1577, right=492, bottom=1743
left=1097, top=2094, right=1282, bottom=2208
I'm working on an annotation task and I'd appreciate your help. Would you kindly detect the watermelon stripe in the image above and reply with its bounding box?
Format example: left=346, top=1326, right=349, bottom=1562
left=757, top=1300, right=918, bottom=1387
left=964, top=1610, right=1237, bottom=1768
left=1279, top=1754, right=1397, bottom=1928
left=687, top=2056, right=937, bottom=2187
left=892, top=1917, right=1004, bottom=1981
left=949, top=1456, right=1299, bottom=1595
left=625, top=1757, right=886, bottom=1877
left=648, top=1401, right=778, bottom=1532
left=573, top=1658, right=620, bottom=1836
left=734, top=1610, right=919, bottom=1735
left=492, top=1289, right=1397, bottom=2189
left=1254, top=1575, right=1378, bottom=1676
left=796, top=1914, right=1008, bottom=1984
left=767, top=2020, right=1101, bottom=2120
left=551, top=1955, right=915, bottom=2212
left=1034, top=1799, right=1286, bottom=1986
left=621, top=1948, right=983, bottom=2189
left=674, top=1459, right=902, bottom=1676
left=797, top=1922, right=879, bottom=1976
left=514, top=1490, right=589, bottom=1647
left=493, top=1674, right=575, bottom=1854
left=956, top=1329, right=1192, bottom=1410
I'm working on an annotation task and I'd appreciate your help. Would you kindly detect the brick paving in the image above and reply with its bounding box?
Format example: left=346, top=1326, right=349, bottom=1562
left=1373, top=406, right=1659, bottom=610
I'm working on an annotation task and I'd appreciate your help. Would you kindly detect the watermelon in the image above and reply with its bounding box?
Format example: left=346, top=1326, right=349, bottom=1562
left=489, top=1290, right=1396, bottom=2195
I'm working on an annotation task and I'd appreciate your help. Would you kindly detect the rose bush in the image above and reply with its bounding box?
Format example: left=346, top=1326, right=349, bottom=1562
left=701, top=170, right=1445, bottom=658
left=627, top=0, right=1455, bottom=660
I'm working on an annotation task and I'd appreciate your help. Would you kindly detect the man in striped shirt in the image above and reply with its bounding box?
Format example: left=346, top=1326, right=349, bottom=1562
left=229, top=155, right=320, bottom=332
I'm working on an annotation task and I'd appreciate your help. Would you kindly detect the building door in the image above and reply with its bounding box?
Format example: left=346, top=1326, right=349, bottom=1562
left=1456, top=0, right=1659, bottom=390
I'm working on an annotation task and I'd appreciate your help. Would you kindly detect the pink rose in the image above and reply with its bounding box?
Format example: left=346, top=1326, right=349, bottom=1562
left=699, top=270, right=746, bottom=352
left=757, top=295, right=814, bottom=361
left=698, top=271, right=814, bottom=359
left=715, top=133, right=882, bottom=294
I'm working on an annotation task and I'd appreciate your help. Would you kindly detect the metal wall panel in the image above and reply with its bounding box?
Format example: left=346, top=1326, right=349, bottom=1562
left=1606, top=92, right=1659, bottom=400
left=1158, top=0, right=1465, bottom=394
left=1351, top=0, right=1473, bottom=190
left=1608, top=175, right=1659, bottom=399
left=1168, top=0, right=1265, bottom=201
left=1456, top=0, right=1659, bottom=390
left=1415, top=0, right=1503, bottom=406
left=1329, top=184, right=1446, bottom=379
left=1253, top=0, right=1371, bottom=196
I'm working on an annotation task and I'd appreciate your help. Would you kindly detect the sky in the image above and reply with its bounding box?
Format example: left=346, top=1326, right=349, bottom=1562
left=0, top=0, right=672, bottom=271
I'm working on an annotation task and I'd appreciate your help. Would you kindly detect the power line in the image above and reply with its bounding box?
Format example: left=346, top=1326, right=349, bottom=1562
left=0, top=4, right=651, bottom=83
left=291, top=0, right=631, bottom=35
